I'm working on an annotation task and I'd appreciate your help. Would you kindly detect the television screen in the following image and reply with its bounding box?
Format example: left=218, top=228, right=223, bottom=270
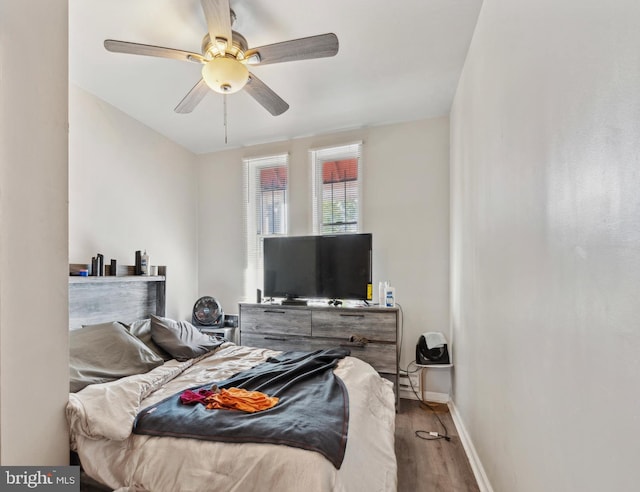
left=263, top=235, right=319, bottom=300
left=263, top=233, right=372, bottom=302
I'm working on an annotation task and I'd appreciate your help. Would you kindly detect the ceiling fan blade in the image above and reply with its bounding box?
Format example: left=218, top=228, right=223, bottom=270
left=244, top=72, right=289, bottom=116
left=104, top=40, right=204, bottom=64
left=245, top=33, right=339, bottom=66
left=200, top=0, right=232, bottom=52
left=174, top=79, right=210, bottom=114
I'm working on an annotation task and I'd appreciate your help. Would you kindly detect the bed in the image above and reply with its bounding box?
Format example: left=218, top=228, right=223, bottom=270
left=66, top=266, right=397, bottom=491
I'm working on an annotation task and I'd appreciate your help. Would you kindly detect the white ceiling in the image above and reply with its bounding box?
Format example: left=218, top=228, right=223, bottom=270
left=69, top=0, right=482, bottom=155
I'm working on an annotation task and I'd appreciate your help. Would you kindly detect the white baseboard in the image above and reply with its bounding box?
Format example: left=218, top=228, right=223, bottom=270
left=448, top=400, right=494, bottom=492
left=423, top=391, right=449, bottom=403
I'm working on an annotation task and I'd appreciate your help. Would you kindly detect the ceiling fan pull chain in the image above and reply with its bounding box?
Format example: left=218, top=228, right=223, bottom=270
left=223, top=93, right=228, bottom=144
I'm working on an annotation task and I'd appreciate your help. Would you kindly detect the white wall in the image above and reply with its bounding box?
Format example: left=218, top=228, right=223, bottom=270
left=69, top=85, right=199, bottom=321
left=0, top=0, right=69, bottom=464
left=196, top=118, right=450, bottom=376
left=450, top=1, right=640, bottom=490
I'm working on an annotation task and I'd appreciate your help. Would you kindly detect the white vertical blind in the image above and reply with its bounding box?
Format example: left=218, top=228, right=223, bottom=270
left=310, top=142, right=363, bottom=234
left=243, top=154, right=289, bottom=300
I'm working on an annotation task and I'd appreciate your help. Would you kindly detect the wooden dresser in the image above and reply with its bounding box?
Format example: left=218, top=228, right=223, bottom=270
left=239, top=302, right=399, bottom=397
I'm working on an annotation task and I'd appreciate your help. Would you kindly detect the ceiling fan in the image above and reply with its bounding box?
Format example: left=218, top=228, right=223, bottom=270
left=104, top=0, right=339, bottom=117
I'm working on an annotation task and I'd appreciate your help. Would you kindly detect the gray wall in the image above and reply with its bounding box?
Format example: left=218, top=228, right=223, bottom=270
left=450, top=0, right=640, bottom=490
left=69, top=85, right=199, bottom=322
left=0, top=0, right=69, bottom=464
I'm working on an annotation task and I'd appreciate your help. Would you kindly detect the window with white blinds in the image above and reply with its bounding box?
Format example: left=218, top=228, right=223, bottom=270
left=243, top=154, right=289, bottom=299
left=311, top=142, right=362, bottom=234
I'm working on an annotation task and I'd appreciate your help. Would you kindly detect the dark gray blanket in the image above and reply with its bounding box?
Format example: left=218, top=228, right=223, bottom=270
left=133, top=348, right=350, bottom=468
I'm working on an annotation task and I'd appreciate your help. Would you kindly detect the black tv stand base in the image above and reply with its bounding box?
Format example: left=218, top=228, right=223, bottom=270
left=281, top=298, right=308, bottom=306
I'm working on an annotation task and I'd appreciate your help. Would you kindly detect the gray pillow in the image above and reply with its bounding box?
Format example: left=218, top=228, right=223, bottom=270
left=70, top=321, right=164, bottom=392
left=150, top=315, right=223, bottom=361
left=125, top=318, right=173, bottom=361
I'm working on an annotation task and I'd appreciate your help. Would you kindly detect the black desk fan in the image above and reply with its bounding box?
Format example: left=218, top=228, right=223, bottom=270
left=192, top=296, right=224, bottom=327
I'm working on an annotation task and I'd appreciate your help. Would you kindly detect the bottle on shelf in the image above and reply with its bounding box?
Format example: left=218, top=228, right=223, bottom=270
left=378, top=281, right=386, bottom=306
left=141, top=250, right=150, bottom=276
left=385, top=285, right=396, bottom=307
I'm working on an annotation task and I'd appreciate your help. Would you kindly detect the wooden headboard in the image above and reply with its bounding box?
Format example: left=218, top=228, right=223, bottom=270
left=68, top=264, right=166, bottom=330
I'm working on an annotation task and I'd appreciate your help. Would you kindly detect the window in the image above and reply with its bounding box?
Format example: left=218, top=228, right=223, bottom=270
left=243, top=154, right=289, bottom=299
left=311, top=143, right=363, bottom=234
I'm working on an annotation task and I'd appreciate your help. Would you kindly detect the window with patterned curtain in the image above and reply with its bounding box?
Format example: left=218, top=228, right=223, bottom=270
left=243, top=154, right=289, bottom=299
left=311, top=143, right=362, bottom=234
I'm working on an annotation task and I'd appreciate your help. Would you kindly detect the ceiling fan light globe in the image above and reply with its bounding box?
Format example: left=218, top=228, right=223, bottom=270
left=202, top=57, right=249, bottom=94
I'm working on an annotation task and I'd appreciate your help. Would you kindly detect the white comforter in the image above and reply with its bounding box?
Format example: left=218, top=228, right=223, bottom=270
left=67, top=344, right=397, bottom=492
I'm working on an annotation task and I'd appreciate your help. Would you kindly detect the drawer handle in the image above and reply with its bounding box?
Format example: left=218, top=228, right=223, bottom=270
left=339, top=313, right=365, bottom=318
left=263, top=336, right=287, bottom=341
left=263, top=310, right=286, bottom=314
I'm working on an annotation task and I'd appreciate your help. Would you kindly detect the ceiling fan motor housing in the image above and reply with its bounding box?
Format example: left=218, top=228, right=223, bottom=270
left=201, top=31, right=248, bottom=59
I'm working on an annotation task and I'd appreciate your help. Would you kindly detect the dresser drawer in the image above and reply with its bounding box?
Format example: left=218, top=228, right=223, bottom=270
left=346, top=342, right=397, bottom=374
left=312, top=310, right=397, bottom=342
left=241, top=333, right=397, bottom=374
left=240, top=306, right=311, bottom=336
left=241, top=333, right=316, bottom=353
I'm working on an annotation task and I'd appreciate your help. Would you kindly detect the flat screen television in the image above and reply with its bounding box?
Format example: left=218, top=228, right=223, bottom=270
left=263, top=233, right=372, bottom=303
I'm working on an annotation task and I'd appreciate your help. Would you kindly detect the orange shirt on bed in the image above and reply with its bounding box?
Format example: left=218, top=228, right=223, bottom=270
left=203, top=387, right=279, bottom=413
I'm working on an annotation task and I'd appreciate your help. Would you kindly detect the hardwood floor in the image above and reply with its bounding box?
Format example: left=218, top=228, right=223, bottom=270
left=395, top=398, right=480, bottom=492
